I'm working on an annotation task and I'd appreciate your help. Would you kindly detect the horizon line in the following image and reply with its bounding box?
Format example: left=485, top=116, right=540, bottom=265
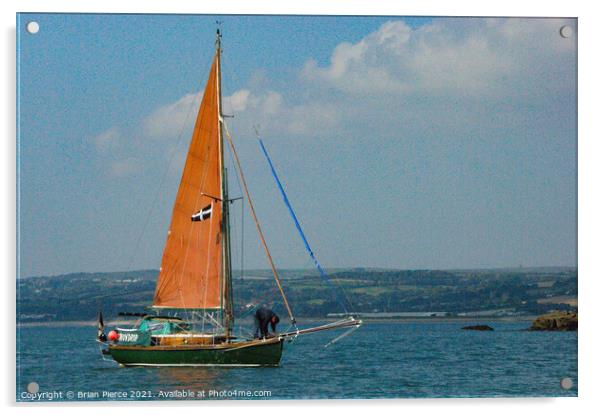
left=20, top=264, right=578, bottom=279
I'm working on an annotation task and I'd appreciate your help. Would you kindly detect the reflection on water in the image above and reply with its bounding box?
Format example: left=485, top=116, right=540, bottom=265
left=17, top=321, right=577, bottom=400
left=155, top=367, right=220, bottom=391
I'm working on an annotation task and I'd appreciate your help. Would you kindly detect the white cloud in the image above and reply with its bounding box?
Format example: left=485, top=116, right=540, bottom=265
left=94, top=17, right=576, bottom=167
left=286, top=102, right=340, bottom=135
left=302, top=18, right=575, bottom=99
left=217, top=18, right=574, bottom=140
left=261, top=91, right=284, bottom=115
left=76, top=18, right=576, bottom=274
left=92, top=128, right=144, bottom=177
left=224, top=89, right=341, bottom=137
left=93, top=127, right=121, bottom=154
left=228, top=89, right=251, bottom=112
left=142, top=92, right=202, bottom=139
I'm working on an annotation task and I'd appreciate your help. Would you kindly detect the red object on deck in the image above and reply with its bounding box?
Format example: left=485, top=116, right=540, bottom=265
left=108, top=330, right=119, bottom=342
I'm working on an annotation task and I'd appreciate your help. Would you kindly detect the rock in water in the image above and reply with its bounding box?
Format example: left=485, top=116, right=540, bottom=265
left=461, top=325, right=494, bottom=331
left=529, top=311, right=577, bottom=331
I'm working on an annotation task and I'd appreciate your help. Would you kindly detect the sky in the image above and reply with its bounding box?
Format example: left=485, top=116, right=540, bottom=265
left=17, top=14, right=577, bottom=278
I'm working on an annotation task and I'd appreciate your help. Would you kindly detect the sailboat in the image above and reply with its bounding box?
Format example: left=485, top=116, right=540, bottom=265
left=98, top=30, right=361, bottom=367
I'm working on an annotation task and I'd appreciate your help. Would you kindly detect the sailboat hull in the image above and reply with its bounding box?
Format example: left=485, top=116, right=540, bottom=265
left=107, top=337, right=284, bottom=367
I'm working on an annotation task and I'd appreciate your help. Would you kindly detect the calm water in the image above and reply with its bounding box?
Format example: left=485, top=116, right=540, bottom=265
left=16, top=321, right=577, bottom=400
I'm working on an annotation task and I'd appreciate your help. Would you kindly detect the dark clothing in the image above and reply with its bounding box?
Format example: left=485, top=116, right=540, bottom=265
left=254, top=307, right=280, bottom=338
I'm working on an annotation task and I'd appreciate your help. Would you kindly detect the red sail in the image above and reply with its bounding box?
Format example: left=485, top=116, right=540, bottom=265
left=153, top=53, right=223, bottom=309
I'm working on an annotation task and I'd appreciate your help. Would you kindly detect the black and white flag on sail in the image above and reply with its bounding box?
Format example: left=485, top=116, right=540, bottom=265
left=191, top=204, right=212, bottom=221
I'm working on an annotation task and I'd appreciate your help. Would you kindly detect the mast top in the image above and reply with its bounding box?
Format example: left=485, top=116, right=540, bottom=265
left=215, top=21, right=222, bottom=49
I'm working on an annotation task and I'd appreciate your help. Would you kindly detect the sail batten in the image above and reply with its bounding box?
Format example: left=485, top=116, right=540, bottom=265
left=153, top=51, right=224, bottom=310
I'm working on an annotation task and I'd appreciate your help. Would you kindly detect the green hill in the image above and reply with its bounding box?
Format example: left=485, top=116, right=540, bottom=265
left=17, top=267, right=577, bottom=322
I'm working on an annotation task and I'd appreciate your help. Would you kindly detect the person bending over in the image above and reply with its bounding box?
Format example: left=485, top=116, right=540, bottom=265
left=254, top=306, right=280, bottom=339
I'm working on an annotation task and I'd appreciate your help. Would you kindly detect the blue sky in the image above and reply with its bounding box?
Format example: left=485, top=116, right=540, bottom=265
left=17, top=14, right=576, bottom=277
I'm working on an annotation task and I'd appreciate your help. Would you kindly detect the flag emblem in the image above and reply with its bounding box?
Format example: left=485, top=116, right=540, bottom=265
left=192, top=204, right=212, bottom=221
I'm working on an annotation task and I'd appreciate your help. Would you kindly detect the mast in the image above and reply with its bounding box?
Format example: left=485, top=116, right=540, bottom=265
left=216, top=29, right=234, bottom=337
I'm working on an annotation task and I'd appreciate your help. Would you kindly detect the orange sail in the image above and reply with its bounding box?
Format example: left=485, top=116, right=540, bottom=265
left=153, top=51, right=224, bottom=309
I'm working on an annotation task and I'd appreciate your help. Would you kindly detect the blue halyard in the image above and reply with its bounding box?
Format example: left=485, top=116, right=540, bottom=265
left=257, top=138, right=349, bottom=315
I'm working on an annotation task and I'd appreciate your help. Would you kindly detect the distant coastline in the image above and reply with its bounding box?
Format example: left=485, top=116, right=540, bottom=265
left=17, top=315, right=538, bottom=328
left=17, top=267, right=577, bottom=324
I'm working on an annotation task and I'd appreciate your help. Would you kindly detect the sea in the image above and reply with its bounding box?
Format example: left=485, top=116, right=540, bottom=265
left=16, top=320, right=577, bottom=401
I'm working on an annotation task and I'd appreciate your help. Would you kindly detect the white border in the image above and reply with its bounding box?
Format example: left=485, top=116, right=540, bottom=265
left=4, top=1, right=601, bottom=414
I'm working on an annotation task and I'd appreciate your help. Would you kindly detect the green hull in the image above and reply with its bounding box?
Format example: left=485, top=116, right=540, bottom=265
left=108, top=338, right=284, bottom=367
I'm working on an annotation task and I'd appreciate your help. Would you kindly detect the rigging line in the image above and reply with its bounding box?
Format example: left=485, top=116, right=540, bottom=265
left=324, top=324, right=360, bottom=348
left=224, top=147, right=278, bottom=319
left=334, top=272, right=357, bottom=313
left=225, top=167, right=240, bottom=275
left=224, top=141, right=246, bottom=290
left=220, top=49, right=248, bottom=285
left=256, top=138, right=349, bottom=314
left=216, top=38, right=231, bottom=333
left=241, top=192, right=245, bottom=281
left=237, top=285, right=283, bottom=318
left=201, top=201, right=216, bottom=334
left=124, top=49, right=213, bottom=280
left=222, top=122, right=297, bottom=326
left=310, top=265, right=355, bottom=313
left=227, top=195, right=239, bottom=273
left=227, top=147, right=246, bottom=281
left=124, top=92, right=201, bottom=282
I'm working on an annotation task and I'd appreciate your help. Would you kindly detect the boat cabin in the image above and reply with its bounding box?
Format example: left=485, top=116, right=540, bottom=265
left=137, top=316, right=191, bottom=334
left=114, top=315, right=228, bottom=346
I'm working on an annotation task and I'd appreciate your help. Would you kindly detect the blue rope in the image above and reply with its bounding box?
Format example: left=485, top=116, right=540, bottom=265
left=257, top=138, right=348, bottom=314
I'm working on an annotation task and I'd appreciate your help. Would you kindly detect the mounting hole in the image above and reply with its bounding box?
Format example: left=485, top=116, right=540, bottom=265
left=27, top=382, right=39, bottom=393
left=26, top=21, right=39, bottom=34
left=559, top=25, right=572, bottom=38
left=560, top=377, right=573, bottom=390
